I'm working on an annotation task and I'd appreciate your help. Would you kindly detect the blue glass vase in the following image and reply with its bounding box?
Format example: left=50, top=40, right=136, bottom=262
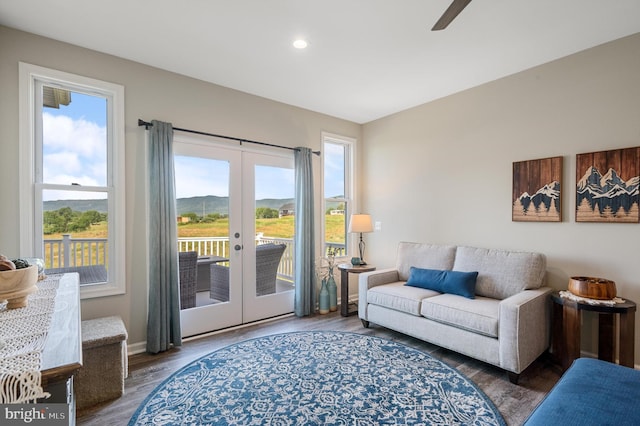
left=327, top=271, right=337, bottom=312
left=319, top=278, right=330, bottom=314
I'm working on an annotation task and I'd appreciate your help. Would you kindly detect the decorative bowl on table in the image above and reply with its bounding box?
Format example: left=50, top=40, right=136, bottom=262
left=568, top=276, right=617, bottom=300
left=23, top=257, right=46, bottom=280
left=0, top=265, right=38, bottom=309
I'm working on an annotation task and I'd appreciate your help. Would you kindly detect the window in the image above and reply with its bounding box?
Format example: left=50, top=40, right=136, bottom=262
left=322, top=133, right=355, bottom=257
left=19, top=63, right=125, bottom=298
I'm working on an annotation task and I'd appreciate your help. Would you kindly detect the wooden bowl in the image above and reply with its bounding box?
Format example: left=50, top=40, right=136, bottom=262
left=568, top=276, right=616, bottom=300
left=0, top=265, right=38, bottom=309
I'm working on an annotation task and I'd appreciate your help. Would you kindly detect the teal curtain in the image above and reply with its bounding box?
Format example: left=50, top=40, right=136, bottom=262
left=146, top=120, right=182, bottom=353
left=294, top=147, right=316, bottom=316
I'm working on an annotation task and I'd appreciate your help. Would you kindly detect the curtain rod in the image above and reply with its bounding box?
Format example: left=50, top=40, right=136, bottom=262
left=138, top=119, right=320, bottom=155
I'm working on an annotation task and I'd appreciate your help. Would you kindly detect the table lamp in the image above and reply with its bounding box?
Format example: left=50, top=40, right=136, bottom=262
left=348, top=214, right=373, bottom=265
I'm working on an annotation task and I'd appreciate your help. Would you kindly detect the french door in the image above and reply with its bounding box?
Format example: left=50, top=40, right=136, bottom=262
left=174, top=139, right=295, bottom=337
left=241, top=152, right=296, bottom=323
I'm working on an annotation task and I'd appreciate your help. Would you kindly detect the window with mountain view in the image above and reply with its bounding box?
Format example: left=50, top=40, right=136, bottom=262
left=19, top=63, right=125, bottom=298
left=323, top=134, right=354, bottom=257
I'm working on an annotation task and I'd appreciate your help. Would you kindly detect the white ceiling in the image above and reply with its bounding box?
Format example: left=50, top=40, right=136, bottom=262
left=2, top=0, right=640, bottom=124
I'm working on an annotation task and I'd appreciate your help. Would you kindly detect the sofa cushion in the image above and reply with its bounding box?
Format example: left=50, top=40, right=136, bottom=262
left=452, top=246, right=547, bottom=300
left=367, top=282, right=440, bottom=316
left=421, top=294, right=500, bottom=338
left=405, top=267, right=478, bottom=299
left=396, top=242, right=457, bottom=281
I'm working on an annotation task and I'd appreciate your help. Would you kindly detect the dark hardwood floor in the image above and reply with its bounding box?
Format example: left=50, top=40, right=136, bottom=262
left=77, top=312, right=561, bottom=425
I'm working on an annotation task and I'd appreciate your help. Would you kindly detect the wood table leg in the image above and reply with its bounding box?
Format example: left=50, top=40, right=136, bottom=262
left=598, top=312, right=615, bottom=363
left=340, top=268, right=349, bottom=317
left=563, top=301, right=581, bottom=371
left=551, top=301, right=564, bottom=364
left=619, top=309, right=636, bottom=368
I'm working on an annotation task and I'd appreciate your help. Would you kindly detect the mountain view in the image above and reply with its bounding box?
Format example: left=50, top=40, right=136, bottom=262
left=44, top=195, right=295, bottom=215
left=576, top=166, right=639, bottom=221
left=44, top=198, right=109, bottom=213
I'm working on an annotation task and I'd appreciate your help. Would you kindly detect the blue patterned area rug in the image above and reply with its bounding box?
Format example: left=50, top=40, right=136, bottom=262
left=129, top=331, right=505, bottom=425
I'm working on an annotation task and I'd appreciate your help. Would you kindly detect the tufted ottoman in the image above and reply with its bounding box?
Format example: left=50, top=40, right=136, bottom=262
left=75, top=316, right=128, bottom=409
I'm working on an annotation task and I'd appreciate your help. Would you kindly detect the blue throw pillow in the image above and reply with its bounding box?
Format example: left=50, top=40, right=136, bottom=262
left=405, top=267, right=478, bottom=299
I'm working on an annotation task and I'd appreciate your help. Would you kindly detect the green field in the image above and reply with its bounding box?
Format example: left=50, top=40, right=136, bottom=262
left=178, top=214, right=345, bottom=243
left=45, top=214, right=346, bottom=243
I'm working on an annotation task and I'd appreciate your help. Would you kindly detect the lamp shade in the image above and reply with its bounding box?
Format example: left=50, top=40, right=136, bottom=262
left=348, top=214, right=373, bottom=233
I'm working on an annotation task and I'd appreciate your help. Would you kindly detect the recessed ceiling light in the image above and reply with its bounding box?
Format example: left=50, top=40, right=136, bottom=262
left=293, top=39, right=308, bottom=49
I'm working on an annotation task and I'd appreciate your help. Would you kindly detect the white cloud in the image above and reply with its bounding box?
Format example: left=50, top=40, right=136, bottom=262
left=43, top=152, right=81, bottom=181
left=43, top=112, right=106, bottom=156
left=45, top=173, right=100, bottom=187
left=43, top=112, right=107, bottom=186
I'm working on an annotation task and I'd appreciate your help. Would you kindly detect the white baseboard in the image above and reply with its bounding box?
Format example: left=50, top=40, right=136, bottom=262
left=128, top=341, right=147, bottom=355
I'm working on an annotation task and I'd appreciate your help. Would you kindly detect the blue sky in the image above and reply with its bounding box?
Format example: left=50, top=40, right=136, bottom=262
left=174, top=156, right=231, bottom=199
left=44, top=89, right=343, bottom=202
left=43, top=90, right=107, bottom=200
left=45, top=91, right=106, bottom=126
left=174, top=156, right=297, bottom=200
left=323, top=142, right=345, bottom=198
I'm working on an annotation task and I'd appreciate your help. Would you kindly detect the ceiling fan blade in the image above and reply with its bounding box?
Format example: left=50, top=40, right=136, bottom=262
left=431, top=0, right=473, bottom=31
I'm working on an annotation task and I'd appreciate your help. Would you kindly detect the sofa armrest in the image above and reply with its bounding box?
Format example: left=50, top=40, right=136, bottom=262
left=498, top=287, right=553, bottom=374
left=358, top=268, right=399, bottom=320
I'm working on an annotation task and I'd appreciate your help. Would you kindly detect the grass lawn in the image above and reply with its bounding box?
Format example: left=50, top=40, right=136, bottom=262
left=45, top=215, right=346, bottom=242
left=178, top=215, right=345, bottom=243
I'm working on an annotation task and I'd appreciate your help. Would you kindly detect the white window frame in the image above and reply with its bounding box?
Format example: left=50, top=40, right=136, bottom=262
left=18, top=62, right=126, bottom=298
left=321, top=132, right=356, bottom=258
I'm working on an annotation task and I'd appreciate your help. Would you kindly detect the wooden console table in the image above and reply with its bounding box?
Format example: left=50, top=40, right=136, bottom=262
left=337, top=264, right=375, bottom=317
left=551, top=291, right=636, bottom=371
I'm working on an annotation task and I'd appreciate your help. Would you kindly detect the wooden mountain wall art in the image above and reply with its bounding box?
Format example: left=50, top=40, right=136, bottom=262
left=513, top=156, right=562, bottom=222
left=576, top=147, right=640, bottom=223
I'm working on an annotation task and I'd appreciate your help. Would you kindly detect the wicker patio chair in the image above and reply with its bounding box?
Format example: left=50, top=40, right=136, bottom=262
left=209, top=243, right=286, bottom=302
left=178, top=251, right=198, bottom=309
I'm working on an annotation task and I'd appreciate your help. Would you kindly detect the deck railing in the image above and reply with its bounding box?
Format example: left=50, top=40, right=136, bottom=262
left=44, top=234, right=345, bottom=283
left=178, top=237, right=231, bottom=258
left=324, top=242, right=346, bottom=257
left=44, top=234, right=108, bottom=270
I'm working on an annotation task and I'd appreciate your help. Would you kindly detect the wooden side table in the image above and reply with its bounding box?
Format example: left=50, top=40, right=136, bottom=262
left=551, top=291, right=636, bottom=371
left=337, top=263, right=375, bottom=317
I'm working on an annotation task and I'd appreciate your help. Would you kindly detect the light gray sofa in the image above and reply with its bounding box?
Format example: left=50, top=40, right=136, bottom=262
left=359, top=242, right=552, bottom=383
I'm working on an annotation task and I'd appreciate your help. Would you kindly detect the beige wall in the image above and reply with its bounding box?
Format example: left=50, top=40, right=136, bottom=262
left=362, top=32, right=640, bottom=364
left=0, top=26, right=361, bottom=346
